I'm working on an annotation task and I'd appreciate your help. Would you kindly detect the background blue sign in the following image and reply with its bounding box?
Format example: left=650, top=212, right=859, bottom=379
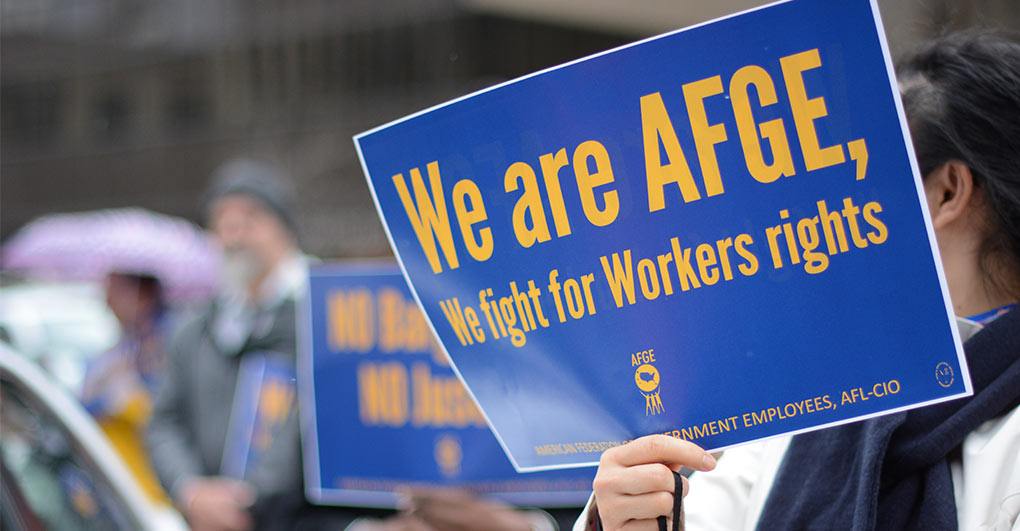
left=354, top=0, right=968, bottom=470
left=300, top=264, right=595, bottom=507
left=222, top=352, right=296, bottom=481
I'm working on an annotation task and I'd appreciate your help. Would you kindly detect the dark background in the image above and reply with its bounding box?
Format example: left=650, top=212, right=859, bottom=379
left=4, top=0, right=1018, bottom=258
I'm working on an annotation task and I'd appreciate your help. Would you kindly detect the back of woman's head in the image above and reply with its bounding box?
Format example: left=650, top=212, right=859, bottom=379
left=898, top=31, right=1020, bottom=298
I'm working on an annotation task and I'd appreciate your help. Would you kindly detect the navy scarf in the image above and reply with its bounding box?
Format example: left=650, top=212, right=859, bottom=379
left=757, top=309, right=1020, bottom=530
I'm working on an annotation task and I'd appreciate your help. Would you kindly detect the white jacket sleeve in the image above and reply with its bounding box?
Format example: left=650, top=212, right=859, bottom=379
left=683, top=438, right=789, bottom=531
left=957, top=406, right=1020, bottom=530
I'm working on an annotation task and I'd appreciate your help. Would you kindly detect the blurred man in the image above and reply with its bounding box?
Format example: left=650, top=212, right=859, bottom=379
left=146, top=159, right=307, bottom=531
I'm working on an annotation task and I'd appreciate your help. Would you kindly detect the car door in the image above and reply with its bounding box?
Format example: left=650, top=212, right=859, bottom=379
left=0, top=351, right=149, bottom=530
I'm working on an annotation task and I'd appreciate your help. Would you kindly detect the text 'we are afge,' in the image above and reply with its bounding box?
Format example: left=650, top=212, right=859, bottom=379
left=389, top=47, right=890, bottom=350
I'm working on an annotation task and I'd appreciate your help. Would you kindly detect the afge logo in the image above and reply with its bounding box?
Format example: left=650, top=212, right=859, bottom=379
left=632, top=349, right=664, bottom=415
left=435, top=434, right=463, bottom=478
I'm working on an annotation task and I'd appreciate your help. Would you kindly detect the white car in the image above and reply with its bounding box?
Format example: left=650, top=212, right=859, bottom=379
left=0, top=281, right=120, bottom=393
left=0, top=345, right=186, bottom=531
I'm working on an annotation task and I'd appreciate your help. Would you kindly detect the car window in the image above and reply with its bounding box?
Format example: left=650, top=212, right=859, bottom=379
left=0, top=377, right=135, bottom=530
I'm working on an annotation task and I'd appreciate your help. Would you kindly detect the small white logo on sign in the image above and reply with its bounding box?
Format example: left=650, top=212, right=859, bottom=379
left=935, top=362, right=954, bottom=388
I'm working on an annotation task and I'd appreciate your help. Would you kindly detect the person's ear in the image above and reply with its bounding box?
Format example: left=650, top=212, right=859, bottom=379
left=924, top=161, right=977, bottom=230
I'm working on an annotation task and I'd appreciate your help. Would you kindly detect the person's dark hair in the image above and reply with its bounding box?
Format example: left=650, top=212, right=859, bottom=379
left=135, top=274, right=163, bottom=305
left=898, top=31, right=1020, bottom=299
left=116, top=272, right=164, bottom=309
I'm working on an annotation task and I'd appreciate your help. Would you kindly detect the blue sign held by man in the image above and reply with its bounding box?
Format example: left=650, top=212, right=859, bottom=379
left=354, top=0, right=969, bottom=470
left=299, top=264, right=595, bottom=506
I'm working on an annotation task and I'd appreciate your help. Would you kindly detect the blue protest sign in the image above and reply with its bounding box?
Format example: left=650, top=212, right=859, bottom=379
left=354, top=0, right=969, bottom=471
left=299, top=264, right=595, bottom=507
left=222, top=352, right=297, bottom=480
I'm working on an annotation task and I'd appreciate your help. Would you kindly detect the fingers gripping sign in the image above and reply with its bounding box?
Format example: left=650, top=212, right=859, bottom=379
left=593, top=435, right=716, bottom=530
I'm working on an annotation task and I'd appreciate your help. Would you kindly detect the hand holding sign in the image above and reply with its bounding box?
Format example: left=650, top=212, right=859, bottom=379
left=403, top=488, right=538, bottom=531
left=178, top=478, right=254, bottom=531
left=592, top=435, right=715, bottom=530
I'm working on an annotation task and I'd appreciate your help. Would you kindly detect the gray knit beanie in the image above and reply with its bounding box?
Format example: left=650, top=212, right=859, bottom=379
left=204, top=158, right=298, bottom=237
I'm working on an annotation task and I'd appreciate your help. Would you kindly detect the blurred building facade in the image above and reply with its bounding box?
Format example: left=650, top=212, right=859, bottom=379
left=3, top=0, right=1019, bottom=258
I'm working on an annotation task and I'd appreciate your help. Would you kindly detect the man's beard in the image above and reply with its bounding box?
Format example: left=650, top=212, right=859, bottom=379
left=221, top=248, right=263, bottom=290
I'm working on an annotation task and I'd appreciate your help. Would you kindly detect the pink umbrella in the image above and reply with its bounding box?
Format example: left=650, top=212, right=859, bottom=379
left=2, top=208, right=221, bottom=302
